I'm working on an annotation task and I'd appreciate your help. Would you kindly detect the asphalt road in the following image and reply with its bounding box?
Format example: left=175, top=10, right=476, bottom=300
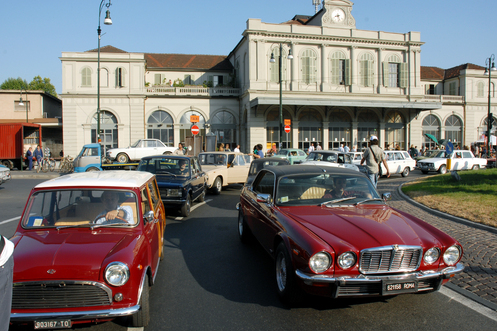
left=2, top=172, right=497, bottom=330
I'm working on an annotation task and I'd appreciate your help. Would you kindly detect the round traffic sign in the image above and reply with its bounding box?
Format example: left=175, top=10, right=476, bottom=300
left=284, top=125, right=291, bottom=133
left=191, top=125, right=200, bottom=136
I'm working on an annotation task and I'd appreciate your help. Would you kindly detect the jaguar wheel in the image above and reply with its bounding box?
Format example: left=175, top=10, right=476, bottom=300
left=238, top=209, right=252, bottom=244
left=275, top=242, right=303, bottom=304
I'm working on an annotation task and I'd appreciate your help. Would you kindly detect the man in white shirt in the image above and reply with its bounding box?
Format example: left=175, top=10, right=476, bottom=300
left=0, top=235, right=14, bottom=330
left=316, top=143, right=322, bottom=150
left=233, top=144, right=240, bottom=153
left=338, top=144, right=345, bottom=152
left=308, top=143, right=315, bottom=153
left=344, top=144, right=350, bottom=153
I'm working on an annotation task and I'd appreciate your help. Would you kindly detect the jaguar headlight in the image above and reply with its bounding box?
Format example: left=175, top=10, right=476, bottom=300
left=337, top=252, right=356, bottom=269
left=309, top=252, right=331, bottom=273
left=443, top=245, right=461, bottom=266
left=105, top=262, right=130, bottom=286
left=423, top=247, right=440, bottom=265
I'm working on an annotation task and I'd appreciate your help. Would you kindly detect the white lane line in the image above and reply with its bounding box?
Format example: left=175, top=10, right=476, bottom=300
left=174, top=199, right=212, bottom=220
left=440, top=286, right=497, bottom=322
left=0, top=216, right=21, bottom=225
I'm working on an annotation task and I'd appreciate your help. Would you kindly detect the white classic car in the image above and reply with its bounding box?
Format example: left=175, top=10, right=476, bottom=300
left=107, top=139, right=177, bottom=163
left=417, top=150, right=487, bottom=174
left=301, top=150, right=359, bottom=171
left=198, top=152, right=252, bottom=194
left=357, top=150, right=416, bottom=177
left=0, top=164, right=11, bottom=185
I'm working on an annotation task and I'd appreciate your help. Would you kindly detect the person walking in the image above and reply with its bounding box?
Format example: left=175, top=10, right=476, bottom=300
left=338, top=144, right=345, bottom=152
left=234, top=144, right=240, bottom=153
left=173, top=143, right=185, bottom=155
left=360, top=136, right=390, bottom=188
left=33, top=145, right=43, bottom=169
left=316, top=143, right=322, bottom=150
left=250, top=144, right=264, bottom=159
left=308, top=143, right=315, bottom=153
left=0, top=234, right=14, bottom=331
left=344, top=144, right=350, bottom=153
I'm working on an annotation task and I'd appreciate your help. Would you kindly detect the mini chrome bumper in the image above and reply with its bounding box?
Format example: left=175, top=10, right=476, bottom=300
left=10, top=305, right=140, bottom=322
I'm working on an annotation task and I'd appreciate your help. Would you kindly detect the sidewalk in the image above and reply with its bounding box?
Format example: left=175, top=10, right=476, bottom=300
left=10, top=169, right=63, bottom=180
left=378, top=178, right=497, bottom=311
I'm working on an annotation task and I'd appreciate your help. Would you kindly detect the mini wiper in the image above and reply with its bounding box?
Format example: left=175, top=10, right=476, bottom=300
left=56, top=224, right=92, bottom=231
left=320, top=196, right=356, bottom=206
left=354, top=198, right=384, bottom=205
left=90, top=223, right=129, bottom=230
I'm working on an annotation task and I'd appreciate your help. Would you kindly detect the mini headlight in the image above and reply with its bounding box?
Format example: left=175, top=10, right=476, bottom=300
left=105, top=262, right=130, bottom=286
left=443, top=245, right=461, bottom=266
left=309, top=252, right=331, bottom=273
left=337, top=252, right=356, bottom=269
left=423, top=247, right=440, bottom=264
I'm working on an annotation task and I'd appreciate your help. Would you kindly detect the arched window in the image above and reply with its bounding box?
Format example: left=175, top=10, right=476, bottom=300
left=359, top=53, right=374, bottom=87
left=330, top=51, right=350, bottom=85
left=99, top=68, right=108, bottom=88
left=147, top=110, right=174, bottom=146
left=385, top=111, right=405, bottom=149
left=92, top=111, right=117, bottom=151
left=298, top=109, right=322, bottom=151
left=211, top=110, right=236, bottom=148
left=179, top=111, right=205, bottom=144
left=328, top=109, right=351, bottom=149
left=357, top=110, right=379, bottom=150
left=82, top=67, right=91, bottom=87
left=422, top=114, right=440, bottom=149
left=266, top=108, right=292, bottom=149
left=445, top=115, right=462, bottom=145
left=484, top=115, right=497, bottom=135
left=301, top=49, right=317, bottom=85
left=269, top=47, right=288, bottom=83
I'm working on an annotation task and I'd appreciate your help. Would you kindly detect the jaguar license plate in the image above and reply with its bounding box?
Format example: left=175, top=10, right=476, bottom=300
left=34, top=320, right=72, bottom=330
left=382, top=280, right=418, bottom=295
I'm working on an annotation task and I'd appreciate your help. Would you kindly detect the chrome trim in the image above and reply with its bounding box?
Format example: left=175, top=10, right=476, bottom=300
left=359, top=245, right=423, bottom=274
left=296, top=263, right=464, bottom=286
left=10, top=305, right=140, bottom=322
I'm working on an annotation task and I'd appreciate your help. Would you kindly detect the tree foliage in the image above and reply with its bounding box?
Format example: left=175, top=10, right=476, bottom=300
left=1, top=76, right=57, bottom=97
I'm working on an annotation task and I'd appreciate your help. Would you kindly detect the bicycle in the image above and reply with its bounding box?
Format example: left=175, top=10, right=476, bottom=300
left=59, top=155, right=74, bottom=173
left=35, top=158, right=50, bottom=173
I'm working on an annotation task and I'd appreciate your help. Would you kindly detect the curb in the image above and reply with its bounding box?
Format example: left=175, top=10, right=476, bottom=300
left=11, top=172, right=62, bottom=180
left=397, top=181, right=497, bottom=311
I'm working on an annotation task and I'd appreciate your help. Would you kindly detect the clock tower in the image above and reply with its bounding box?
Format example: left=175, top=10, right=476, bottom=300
left=308, top=0, right=356, bottom=29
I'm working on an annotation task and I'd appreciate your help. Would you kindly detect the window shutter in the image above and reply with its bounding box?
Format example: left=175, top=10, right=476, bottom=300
left=310, top=57, right=316, bottom=84
left=367, top=60, right=373, bottom=87
left=331, top=59, right=339, bottom=84
left=383, top=62, right=389, bottom=87
left=400, top=63, right=408, bottom=88
left=344, top=59, right=351, bottom=86
left=191, top=75, right=195, bottom=85
left=155, top=74, right=161, bottom=85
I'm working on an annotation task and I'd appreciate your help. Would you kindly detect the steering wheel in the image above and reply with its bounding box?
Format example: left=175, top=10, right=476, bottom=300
left=93, top=214, right=128, bottom=224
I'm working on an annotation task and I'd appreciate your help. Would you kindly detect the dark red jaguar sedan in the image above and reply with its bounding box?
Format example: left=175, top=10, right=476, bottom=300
left=237, top=165, right=464, bottom=303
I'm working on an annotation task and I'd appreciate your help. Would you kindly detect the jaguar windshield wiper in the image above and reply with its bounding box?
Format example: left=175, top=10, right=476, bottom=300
left=354, top=198, right=384, bottom=205
left=320, top=196, right=356, bottom=206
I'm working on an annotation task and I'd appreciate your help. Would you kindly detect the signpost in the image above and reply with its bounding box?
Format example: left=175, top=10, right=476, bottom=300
left=191, top=125, right=200, bottom=136
left=284, top=125, right=291, bottom=133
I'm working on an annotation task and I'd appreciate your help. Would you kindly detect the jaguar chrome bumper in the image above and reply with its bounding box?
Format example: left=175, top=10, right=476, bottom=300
left=10, top=305, right=140, bottom=322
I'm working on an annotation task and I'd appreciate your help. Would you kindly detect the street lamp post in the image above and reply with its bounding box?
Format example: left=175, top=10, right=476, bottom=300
left=97, top=0, right=113, bottom=145
left=19, top=88, right=28, bottom=123
left=484, top=55, right=496, bottom=158
left=270, top=43, right=293, bottom=150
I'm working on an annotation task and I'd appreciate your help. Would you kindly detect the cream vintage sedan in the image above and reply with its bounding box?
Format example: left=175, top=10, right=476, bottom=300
left=198, top=152, right=252, bottom=194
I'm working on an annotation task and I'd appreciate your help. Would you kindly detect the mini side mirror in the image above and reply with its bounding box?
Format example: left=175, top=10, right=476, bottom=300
left=143, top=210, right=154, bottom=223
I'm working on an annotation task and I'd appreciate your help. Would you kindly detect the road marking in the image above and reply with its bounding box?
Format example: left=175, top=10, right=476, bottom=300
left=0, top=216, right=20, bottom=225
left=174, top=199, right=212, bottom=220
left=440, top=286, right=497, bottom=322
left=127, top=328, right=144, bottom=331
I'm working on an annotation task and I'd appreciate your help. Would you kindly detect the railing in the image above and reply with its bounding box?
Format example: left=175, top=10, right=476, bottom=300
left=146, top=86, right=241, bottom=97
left=421, top=95, right=465, bottom=103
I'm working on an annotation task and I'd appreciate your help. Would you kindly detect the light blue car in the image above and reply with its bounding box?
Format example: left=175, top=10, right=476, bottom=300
left=273, top=148, right=307, bottom=164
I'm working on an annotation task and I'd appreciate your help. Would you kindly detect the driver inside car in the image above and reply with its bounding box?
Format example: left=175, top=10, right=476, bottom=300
left=322, top=177, right=371, bottom=200
left=94, top=191, right=134, bottom=224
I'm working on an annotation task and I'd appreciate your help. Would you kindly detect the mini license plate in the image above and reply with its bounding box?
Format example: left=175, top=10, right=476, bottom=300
left=382, top=280, right=418, bottom=295
left=34, top=320, right=72, bottom=330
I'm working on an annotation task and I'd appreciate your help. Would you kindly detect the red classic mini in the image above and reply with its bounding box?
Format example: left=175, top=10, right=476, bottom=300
left=10, top=171, right=166, bottom=328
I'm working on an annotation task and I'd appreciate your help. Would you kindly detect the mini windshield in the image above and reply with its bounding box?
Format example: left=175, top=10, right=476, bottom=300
left=138, top=157, right=190, bottom=177
left=22, top=189, right=138, bottom=228
left=275, top=173, right=381, bottom=206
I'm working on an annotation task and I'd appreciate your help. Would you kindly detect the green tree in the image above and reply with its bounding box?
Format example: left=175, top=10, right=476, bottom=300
left=0, top=77, right=28, bottom=90
left=0, top=76, right=58, bottom=97
left=28, top=76, right=57, bottom=97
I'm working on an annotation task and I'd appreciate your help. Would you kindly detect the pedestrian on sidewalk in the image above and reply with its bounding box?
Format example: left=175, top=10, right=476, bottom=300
left=360, top=135, right=390, bottom=188
left=26, top=147, right=34, bottom=170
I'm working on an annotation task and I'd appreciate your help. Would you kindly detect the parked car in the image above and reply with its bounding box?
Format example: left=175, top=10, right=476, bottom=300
left=417, top=150, right=487, bottom=174
left=414, top=150, right=439, bottom=164
left=107, top=139, right=177, bottom=163
left=245, top=158, right=290, bottom=186
left=302, top=150, right=359, bottom=171
left=137, top=155, right=207, bottom=217
left=347, top=151, right=364, bottom=165
left=237, top=165, right=464, bottom=303
left=357, top=150, right=416, bottom=177
left=0, top=164, right=11, bottom=185
left=199, top=152, right=252, bottom=194
left=10, top=171, right=166, bottom=328
left=273, top=148, right=307, bottom=164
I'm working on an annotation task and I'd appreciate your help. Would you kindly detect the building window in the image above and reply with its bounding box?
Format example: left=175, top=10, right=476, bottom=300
left=82, top=67, right=91, bottom=87
left=301, top=49, right=317, bottom=85
left=147, top=110, right=174, bottom=146
left=477, top=82, right=484, bottom=97
left=116, top=67, right=125, bottom=87
left=91, top=111, right=118, bottom=151
left=266, top=109, right=292, bottom=149
left=269, top=47, right=288, bottom=83
left=328, top=109, right=351, bottom=149
left=426, top=84, right=436, bottom=95
left=210, top=75, right=224, bottom=87
left=211, top=110, right=236, bottom=148
left=184, top=74, right=195, bottom=85
left=383, top=55, right=407, bottom=88
left=359, top=53, right=374, bottom=87
left=385, top=111, right=405, bottom=150
left=422, top=114, right=440, bottom=149
left=330, top=52, right=350, bottom=85
left=357, top=110, right=379, bottom=150
left=448, top=82, right=457, bottom=95
left=445, top=115, right=462, bottom=145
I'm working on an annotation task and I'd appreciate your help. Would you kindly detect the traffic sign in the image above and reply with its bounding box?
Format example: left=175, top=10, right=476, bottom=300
left=190, top=115, right=200, bottom=123
left=191, top=125, right=200, bottom=136
left=284, top=125, right=291, bottom=133
left=284, top=119, right=291, bottom=126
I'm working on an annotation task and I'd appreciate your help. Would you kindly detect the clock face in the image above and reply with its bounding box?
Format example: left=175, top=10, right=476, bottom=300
left=331, top=8, right=345, bottom=23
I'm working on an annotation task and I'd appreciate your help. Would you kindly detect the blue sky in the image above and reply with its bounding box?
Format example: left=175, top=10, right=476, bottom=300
left=1, top=0, right=496, bottom=94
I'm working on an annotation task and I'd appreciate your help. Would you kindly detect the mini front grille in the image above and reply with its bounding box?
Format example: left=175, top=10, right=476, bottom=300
left=359, top=245, right=422, bottom=275
left=12, top=281, right=112, bottom=309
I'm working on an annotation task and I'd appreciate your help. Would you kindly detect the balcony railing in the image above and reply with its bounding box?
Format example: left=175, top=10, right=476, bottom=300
left=146, top=85, right=240, bottom=97
left=421, top=95, right=465, bottom=103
